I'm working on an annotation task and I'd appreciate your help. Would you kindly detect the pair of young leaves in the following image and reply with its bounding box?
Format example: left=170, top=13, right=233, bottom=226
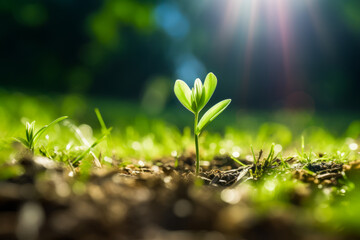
left=174, top=72, right=231, bottom=135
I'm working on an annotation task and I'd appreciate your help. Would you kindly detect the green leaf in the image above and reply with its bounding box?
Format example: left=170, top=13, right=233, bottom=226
left=200, top=72, right=217, bottom=110
left=194, top=78, right=204, bottom=105
left=193, top=78, right=207, bottom=112
left=26, top=121, right=35, bottom=142
left=14, top=137, right=29, bottom=148
left=196, top=99, right=231, bottom=134
left=174, top=80, right=194, bottom=113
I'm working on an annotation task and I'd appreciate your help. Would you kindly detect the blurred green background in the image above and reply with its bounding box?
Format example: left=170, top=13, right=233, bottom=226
left=1, top=0, right=360, bottom=112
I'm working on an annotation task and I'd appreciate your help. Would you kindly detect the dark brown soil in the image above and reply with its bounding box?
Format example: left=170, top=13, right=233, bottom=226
left=0, top=154, right=359, bottom=240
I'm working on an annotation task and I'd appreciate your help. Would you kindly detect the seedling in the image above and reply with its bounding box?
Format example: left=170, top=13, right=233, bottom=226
left=174, top=72, right=231, bottom=175
left=15, top=116, right=68, bottom=152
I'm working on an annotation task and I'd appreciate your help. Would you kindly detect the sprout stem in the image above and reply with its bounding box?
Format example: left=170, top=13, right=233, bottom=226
left=194, top=112, right=200, bottom=175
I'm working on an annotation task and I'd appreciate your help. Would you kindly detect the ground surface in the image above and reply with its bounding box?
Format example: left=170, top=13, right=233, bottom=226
left=1, top=149, right=360, bottom=240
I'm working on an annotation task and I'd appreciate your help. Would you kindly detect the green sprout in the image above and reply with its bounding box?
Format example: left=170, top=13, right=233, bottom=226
left=15, top=116, right=68, bottom=152
left=174, top=72, right=231, bottom=175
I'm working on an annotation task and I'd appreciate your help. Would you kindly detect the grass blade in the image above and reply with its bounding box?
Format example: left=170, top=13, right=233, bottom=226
left=231, top=156, right=248, bottom=167
left=33, top=116, right=68, bottom=144
left=14, top=137, right=29, bottom=148
left=95, top=108, right=108, bottom=134
left=72, top=130, right=111, bottom=164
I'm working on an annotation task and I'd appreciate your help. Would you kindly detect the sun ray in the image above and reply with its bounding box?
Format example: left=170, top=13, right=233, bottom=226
left=216, top=0, right=243, bottom=60
left=241, top=0, right=259, bottom=105
left=275, top=0, right=295, bottom=92
left=213, top=0, right=334, bottom=107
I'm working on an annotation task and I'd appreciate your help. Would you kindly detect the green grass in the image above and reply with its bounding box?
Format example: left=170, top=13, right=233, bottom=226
left=0, top=90, right=359, bottom=165
left=1, top=90, right=360, bottom=235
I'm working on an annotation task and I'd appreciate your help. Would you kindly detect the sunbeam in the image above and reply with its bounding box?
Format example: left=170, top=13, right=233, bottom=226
left=242, top=0, right=259, bottom=103
left=214, top=0, right=331, bottom=107
left=275, top=0, right=294, bottom=92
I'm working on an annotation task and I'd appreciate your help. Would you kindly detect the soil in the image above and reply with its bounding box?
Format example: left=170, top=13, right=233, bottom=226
left=0, top=152, right=359, bottom=240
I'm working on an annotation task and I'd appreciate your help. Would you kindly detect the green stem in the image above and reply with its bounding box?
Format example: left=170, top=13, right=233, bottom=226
left=194, top=112, right=200, bottom=175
